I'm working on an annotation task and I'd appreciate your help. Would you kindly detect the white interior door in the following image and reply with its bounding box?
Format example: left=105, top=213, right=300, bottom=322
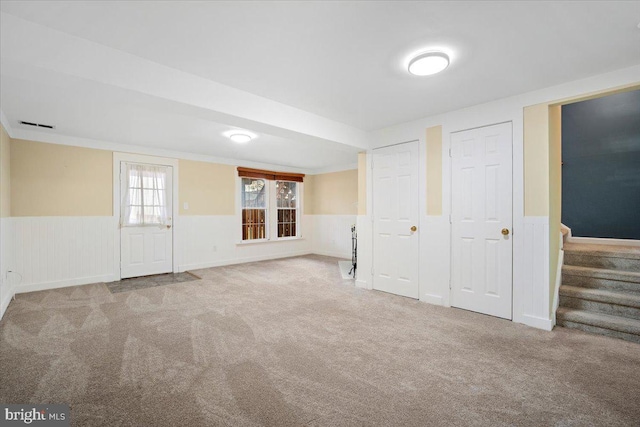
left=450, top=122, right=512, bottom=319
left=373, top=141, right=420, bottom=299
left=120, top=162, right=173, bottom=279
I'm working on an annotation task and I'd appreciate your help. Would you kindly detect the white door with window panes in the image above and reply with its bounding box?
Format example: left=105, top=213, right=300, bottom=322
left=120, top=162, right=173, bottom=279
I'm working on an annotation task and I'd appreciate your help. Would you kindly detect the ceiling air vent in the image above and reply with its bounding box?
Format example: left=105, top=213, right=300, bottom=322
left=19, top=121, right=56, bottom=129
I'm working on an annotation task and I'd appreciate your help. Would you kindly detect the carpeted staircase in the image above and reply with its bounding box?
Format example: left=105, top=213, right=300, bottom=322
left=557, top=242, right=640, bottom=343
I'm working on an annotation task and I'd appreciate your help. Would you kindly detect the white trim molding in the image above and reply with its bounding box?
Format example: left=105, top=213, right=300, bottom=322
left=567, top=236, right=640, bottom=247
left=552, top=232, right=564, bottom=327
left=0, top=290, right=12, bottom=320
left=522, top=314, right=553, bottom=331
left=517, top=216, right=551, bottom=330
left=0, top=109, right=13, bottom=135
left=180, top=251, right=313, bottom=272
left=16, top=275, right=117, bottom=295
left=0, top=217, right=15, bottom=319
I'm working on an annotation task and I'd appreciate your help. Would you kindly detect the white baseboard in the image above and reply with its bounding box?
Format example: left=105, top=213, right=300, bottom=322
left=521, top=314, right=553, bottom=331
left=552, top=247, right=564, bottom=327
left=567, top=236, right=640, bottom=247
left=14, top=274, right=118, bottom=295
left=311, top=250, right=351, bottom=260
left=560, top=223, right=571, bottom=242
left=355, top=279, right=370, bottom=290
left=421, top=294, right=445, bottom=306
left=179, top=251, right=313, bottom=272
left=1, top=286, right=14, bottom=320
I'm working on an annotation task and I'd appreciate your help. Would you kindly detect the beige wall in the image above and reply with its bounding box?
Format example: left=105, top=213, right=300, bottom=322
left=6, top=136, right=358, bottom=218
left=524, top=91, right=634, bottom=315
left=524, top=103, right=563, bottom=314
left=548, top=105, right=562, bottom=313
left=0, top=125, right=10, bottom=218
left=304, top=174, right=315, bottom=214
left=357, top=152, right=367, bottom=215
left=179, top=160, right=235, bottom=215
left=523, top=104, right=550, bottom=217
left=426, top=125, right=443, bottom=216
left=11, top=139, right=112, bottom=217
left=305, top=169, right=358, bottom=215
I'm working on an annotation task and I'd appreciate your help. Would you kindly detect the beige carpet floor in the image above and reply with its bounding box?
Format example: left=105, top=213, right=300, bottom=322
left=1, top=255, right=639, bottom=426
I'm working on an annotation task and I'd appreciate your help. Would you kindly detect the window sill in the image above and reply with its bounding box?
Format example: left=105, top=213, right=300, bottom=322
left=236, top=236, right=304, bottom=246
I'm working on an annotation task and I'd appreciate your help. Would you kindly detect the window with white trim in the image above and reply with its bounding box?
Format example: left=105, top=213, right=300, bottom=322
left=238, top=168, right=303, bottom=242
left=276, top=181, right=298, bottom=238
left=241, top=178, right=267, bottom=240
left=121, top=163, right=169, bottom=227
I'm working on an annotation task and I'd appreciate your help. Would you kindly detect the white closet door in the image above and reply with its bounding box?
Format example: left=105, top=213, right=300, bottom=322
left=450, top=122, right=513, bottom=319
left=373, top=141, right=420, bottom=299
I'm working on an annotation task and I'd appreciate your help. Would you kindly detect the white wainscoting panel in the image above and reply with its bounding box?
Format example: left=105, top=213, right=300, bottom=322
left=11, top=216, right=116, bottom=294
left=310, top=215, right=356, bottom=259
left=1, top=213, right=555, bottom=332
left=355, top=215, right=372, bottom=289
left=1, top=217, right=15, bottom=318
left=420, top=215, right=450, bottom=306
left=1, top=214, right=355, bottom=306
left=517, top=217, right=552, bottom=330
left=552, top=236, right=564, bottom=327
left=178, top=215, right=314, bottom=271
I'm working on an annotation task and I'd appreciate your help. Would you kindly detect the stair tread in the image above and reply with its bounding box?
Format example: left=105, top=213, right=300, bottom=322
left=562, top=265, right=640, bottom=282
left=563, top=242, right=640, bottom=260
left=556, top=307, right=640, bottom=335
left=560, top=285, right=640, bottom=308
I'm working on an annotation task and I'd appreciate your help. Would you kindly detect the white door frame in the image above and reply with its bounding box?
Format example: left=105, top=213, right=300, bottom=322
left=448, top=121, right=513, bottom=317
left=371, top=139, right=420, bottom=298
left=113, top=152, right=179, bottom=281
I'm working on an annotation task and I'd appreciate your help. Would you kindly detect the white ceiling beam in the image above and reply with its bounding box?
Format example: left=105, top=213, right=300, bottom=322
left=0, top=12, right=369, bottom=150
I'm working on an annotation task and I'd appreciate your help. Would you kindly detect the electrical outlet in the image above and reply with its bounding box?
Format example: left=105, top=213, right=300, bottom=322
left=183, top=202, right=189, bottom=210
left=212, top=245, right=217, bottom=252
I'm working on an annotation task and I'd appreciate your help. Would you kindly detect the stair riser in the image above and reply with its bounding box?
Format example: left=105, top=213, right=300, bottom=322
left=556, top=321, right=640, bottom=344
left=560, top=296, right=640, bottom=320
left=563, top=253, right=640, bottom=272
left=561, top=273, right=640, bottom=293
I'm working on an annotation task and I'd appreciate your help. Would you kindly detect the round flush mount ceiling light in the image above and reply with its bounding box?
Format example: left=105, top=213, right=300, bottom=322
left=224, top=130, right=257, bottom=143
left=408, top=51, right=450, bottom=76
left=229, top=133, right=253, bottom=143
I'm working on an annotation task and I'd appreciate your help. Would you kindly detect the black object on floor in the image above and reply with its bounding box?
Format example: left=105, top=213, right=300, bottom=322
left=106, top=271, right=201, bottom=293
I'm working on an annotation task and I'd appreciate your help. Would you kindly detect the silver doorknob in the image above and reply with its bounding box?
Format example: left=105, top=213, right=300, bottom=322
left=501, top=228, right=509, bottom=235
left=410, top=226, right=417, bottom=232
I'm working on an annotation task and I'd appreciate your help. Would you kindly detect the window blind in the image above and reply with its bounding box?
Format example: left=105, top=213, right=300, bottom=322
left=237, top=167, right=304, bottom=182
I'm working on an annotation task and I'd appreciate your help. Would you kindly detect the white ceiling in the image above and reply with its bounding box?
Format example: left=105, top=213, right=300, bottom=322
left=1, top=1, right=640, bottom=171
left=0, top=70, right=358, bottom=171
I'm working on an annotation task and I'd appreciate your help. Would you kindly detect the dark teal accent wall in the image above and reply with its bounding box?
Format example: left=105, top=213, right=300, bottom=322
left=561, top=89, right=640, bottom=240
